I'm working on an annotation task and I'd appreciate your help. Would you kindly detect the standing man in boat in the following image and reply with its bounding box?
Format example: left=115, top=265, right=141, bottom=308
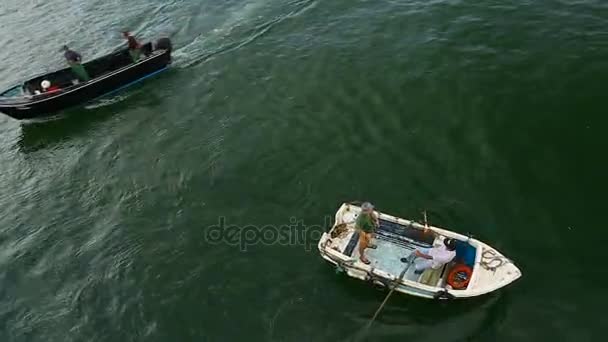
left=356, top=202, right=380, bottom=265
left=123, top=31, right=142, bottom=62
left=62, top=45, right=90, bottom=81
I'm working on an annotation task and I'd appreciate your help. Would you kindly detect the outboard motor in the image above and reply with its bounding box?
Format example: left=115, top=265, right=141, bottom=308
left=154, top=38, right=173, bottom=60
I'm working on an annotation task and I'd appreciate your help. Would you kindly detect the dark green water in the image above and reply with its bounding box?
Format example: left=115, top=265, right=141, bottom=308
left=1, top=0, right=607, bottom=341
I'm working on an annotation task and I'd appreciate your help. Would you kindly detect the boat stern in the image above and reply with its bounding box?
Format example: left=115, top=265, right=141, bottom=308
left=317, top=203, right=358, bottom=258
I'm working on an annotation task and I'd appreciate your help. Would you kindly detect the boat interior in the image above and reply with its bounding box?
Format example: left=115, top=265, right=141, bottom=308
left=17, top=43, right=155, bottom=96
left=337, top=218, right=477, bottom=289
left=0, top=85, right=22, bottom=99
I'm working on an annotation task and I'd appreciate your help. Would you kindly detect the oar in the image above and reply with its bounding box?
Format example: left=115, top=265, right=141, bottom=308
left=355, top=210, right=430, bottom=340
left=361, top=255, right=415, bottom=334
left=418, top=210, right=448, bottom=239
left=423, top=210, right=429, bottom=232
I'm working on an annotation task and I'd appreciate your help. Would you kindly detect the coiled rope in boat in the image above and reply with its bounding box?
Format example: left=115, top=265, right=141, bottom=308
left=480, top=249, right=511, bottom=271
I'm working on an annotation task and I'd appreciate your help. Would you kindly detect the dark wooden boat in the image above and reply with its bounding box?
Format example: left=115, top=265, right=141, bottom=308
left=0, top=38, right=172, bottom=120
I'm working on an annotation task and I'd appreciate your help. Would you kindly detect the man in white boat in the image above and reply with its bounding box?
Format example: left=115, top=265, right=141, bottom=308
left=356, top=202, right=380, bottom=265
left=62, top=45, right=90, bottom=81
left=412, top=238, right=457, bottom=274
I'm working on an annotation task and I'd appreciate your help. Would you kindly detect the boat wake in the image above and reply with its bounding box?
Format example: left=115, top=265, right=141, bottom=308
left=173, top=0, right=318, bottom=69
left=84, top=94, right=129, bottom=110
left=20, top=114, right=66, bottom=124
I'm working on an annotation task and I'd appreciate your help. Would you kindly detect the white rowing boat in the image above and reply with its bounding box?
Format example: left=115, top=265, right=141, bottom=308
left=318, top=203, right=521, bottom=299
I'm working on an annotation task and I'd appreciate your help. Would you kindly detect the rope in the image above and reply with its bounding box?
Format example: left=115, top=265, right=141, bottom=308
left=480, top=249, right=510, bottom=271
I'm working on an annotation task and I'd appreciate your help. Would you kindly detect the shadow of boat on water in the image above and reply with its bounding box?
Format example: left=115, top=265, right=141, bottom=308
left=17, top=102, right=122, bottom=153
left=17, top=71, right=172, bottom=153
left=327, top=268, right=510, bottom=341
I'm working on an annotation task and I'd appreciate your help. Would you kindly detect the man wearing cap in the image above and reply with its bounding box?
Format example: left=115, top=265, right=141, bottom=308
left=413, top=238, right=457, bottom=274
left=62, top=45, right=90, bottom=81
left=356, top=202, right=379, bottom=264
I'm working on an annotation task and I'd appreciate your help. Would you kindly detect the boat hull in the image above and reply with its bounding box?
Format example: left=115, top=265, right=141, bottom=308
left=0, top=49, right=170, bottom=120
left=318, top=203, right=522, bottom=299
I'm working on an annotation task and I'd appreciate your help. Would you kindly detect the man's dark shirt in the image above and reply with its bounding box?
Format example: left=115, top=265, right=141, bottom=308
left=64, top=49, right=82, bottom=63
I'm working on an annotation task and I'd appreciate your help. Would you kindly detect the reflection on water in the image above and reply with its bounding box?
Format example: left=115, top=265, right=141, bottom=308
left=18, top=106, right=116, bottom=153
left=17, top=82, right=168, bottom=152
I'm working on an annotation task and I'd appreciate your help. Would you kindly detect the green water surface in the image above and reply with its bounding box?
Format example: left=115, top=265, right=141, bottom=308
left=1, top=0, right=607, bottom=341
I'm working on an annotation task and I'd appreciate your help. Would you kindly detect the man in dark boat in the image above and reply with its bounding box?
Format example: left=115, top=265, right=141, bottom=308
left=62, top=45, right=90, bottom=81
left=40, top=80, right=61, bottom=93
left=123, top=31, right=142, bottom=62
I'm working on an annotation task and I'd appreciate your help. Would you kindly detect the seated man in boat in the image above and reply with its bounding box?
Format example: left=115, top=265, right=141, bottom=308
left=123, top=31, right=142, bottom=62
left=356, top=202, right=380, bottom=265
left=62, top=45, right=90, bottom=81
left=412, top=238, right=457, bottom=274
left=40, top=80, right=61, bottom=93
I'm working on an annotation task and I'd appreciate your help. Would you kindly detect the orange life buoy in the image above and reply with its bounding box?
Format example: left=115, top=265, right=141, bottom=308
left=447, top=264, right=473, bottom=290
